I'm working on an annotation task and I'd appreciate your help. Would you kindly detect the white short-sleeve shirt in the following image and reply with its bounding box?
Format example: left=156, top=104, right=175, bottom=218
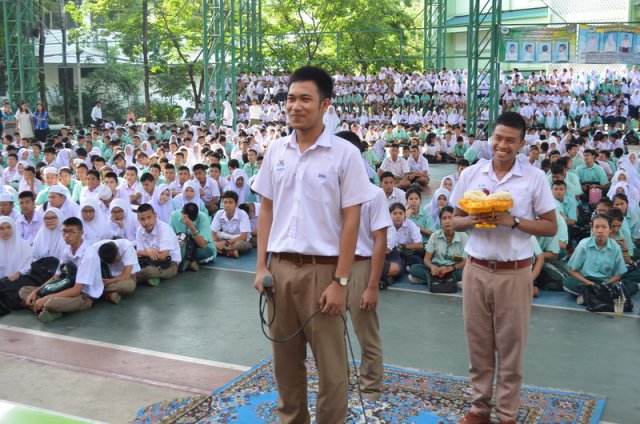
left=395, top=219, right=422, bottom=244
left=135, top=220, right=182, bottom=264
left=380, top=157, right=410, bottom=178
left=198, top=177, right=221, bottom=203
left=252, top=127, right=374, bottom=255
left=211, top=208, right=252, bottom=237
left=60, top=242, right=104, bottom=298
left=385, top=187, right=407, bottom=207
left=355, top=187, right=392, bottom=257
left=93, top=239, right=141, bottom=276
left=450, top=158, right=556, bottom=261
left=407, top=155, right=430, bottom=174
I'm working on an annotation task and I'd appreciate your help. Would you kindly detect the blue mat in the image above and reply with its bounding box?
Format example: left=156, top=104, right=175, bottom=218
left=134, top=357, right=606, bottom=423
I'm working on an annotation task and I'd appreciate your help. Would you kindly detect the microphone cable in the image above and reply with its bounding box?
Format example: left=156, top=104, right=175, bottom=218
left=258, top=275, right=370, bottom=423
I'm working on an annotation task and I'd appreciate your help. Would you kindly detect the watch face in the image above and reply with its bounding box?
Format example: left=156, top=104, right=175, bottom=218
left=340, top=278, right=348, bottom=286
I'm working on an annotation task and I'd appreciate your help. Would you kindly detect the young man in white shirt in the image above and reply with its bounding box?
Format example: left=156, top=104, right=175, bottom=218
left=211, top=191, right=252, bottom=258
left=16, top=191, right=43, bottom=244
left=20, top=217, right=104, bottom=323
left=451, top=112, right=557, bottom=424
left=406, top=145, right=430, bottom=187
left=117, top=166, right=143, bottom=205
left=252, top=66, right=373, bottom=424
left=380, top=171, right=406, bottom=207
left=135, top=203, right=181, bottom=286
left=193, top=163, right=220, bottom=215
left=95, top=239, right=140, bottom=304
left=378, top=143, right=411, bottom=189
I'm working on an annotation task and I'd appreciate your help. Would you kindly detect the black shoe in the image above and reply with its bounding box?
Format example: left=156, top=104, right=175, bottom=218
left=379, top=280, right=388, bottom=290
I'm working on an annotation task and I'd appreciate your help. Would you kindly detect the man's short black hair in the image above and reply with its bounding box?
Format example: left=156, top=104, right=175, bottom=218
left=550, top=164, right=565, bottom=175
left=137, top=203, right=155, bottom=214
left=335, top=131, right=364, bottom=152
left=288, top=66, right=334, bottom=100
left=126, top=166, right=138, bottom=175
left=228, top=159, right=240, bottom=169
left=178, top=165, right=190, bottom=173
left=18, top=191, right=35, bottom=200
left=193, top=163, right=207, bottom=173
left=209, top=163, right=221, bottom=171
left=222, top=190, right=239, bottom=204
left=380, top=171, right=395, bottom=181
left=551, top=179, right=566, bottom=188
left=140, top=172, right=155, bottom=183
left=591, top=213, right=611, bottom=226
left=439, top=205, right=455, bottom=219
left=98, top=242, right=119, bottom=264
left=87, top=169, right=100, bottom=179
left=608, top=208, right=625, bottom=223
left=182, top=202, right=199, bottom=221
left=494, top=111, right=526, bottom=140
left=63, top=217, right=83, bottom=230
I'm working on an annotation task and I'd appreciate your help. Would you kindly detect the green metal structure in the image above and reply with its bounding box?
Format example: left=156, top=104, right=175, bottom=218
left=466, top=0, right=502, bottom=137
left=202, top=0, right=262, bottom=126
left=1, top=0, right=39, bottom=106
left=423, top=0, right=447, bottom=71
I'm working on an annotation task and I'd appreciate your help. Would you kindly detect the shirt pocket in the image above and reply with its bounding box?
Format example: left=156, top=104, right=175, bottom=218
left=304, top=165, right=338, bottom=203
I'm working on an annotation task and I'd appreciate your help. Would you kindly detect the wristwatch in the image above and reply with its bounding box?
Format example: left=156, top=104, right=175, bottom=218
left=511, top=216, right=521, bottom=229
left=332, top=275, right=349, bottom=286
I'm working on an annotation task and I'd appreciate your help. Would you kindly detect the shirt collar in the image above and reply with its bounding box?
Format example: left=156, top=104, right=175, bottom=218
left=285, top=125, right=333, bottom=150
left=222, top=208, right=240, bottom=222
left=436, top=229, right=461, bottom=243
left=586, top=237, right=613, bottom=251
left=70, top=242, right=87, bottom=258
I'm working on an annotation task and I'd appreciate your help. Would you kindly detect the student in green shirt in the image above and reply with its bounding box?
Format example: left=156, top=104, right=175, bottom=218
left=408, top=206, right=467, bottom=286
left=574, top=149, right=609, bottom=196
left=448, top=136, right=468, bottom=163
left=169, top=202, right=216, bottom=272
left=564, top=213, right=638, bottom=298
left=242, top=149, right=260, bottom=178
left=405, top=189, right=435, bottom=243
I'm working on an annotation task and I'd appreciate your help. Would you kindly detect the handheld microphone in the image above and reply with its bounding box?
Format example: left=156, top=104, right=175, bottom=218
left=262, top=274, right=274, bottom=289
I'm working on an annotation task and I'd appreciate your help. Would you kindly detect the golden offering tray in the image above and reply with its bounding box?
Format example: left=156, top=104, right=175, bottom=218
left=458, top=198, right=514, bottom=228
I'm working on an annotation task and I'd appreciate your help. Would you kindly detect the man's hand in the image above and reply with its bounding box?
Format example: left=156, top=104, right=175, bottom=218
left=8, top=272, right=20, bottom=282
left=181, top=213, right=196, bottom=232
left=34, top=295, right=52, bottom=312
left=146, top=247, right=159, bottom=260
left=254, top=268, right=275, bottom=295
left=430, top=265, right=440, bottom=276
left=360, top=287, right=378, bottom=311
left=26, top=289, right=39, bottom=307
left=103, top=278, right=116, bottom=286
left=319, top=282, right=347, bottom=315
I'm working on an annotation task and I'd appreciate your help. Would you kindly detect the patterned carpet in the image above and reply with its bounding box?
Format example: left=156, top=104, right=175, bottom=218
left=134, top=358, right=605, bottom=424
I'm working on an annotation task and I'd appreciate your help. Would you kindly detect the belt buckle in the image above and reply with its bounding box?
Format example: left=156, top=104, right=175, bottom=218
left=488, top=260, right=497, bottom=272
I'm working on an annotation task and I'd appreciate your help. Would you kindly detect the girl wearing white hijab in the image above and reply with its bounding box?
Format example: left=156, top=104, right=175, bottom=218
left=323, top=105, right=341, bottom=133
left=150, top=184, right=175, bottom=223
left=55, top=149, right=73, bottom=169
left=172, top=180, right=204, bottom=211
left=140, top=141, right=154, bottom=157
left=427, top=188, right=451, bottom=229
left=32, top=208, right=66, bottom=260
left=78, top=198, right=111, bottom=245
left=579, top=113, right=590, bottom=128
left=0, top=216, right=32, bottom=280
left=123, top=145, right=135, bottom=166
left=222, top=100, right=234, bottom=127
left=109, top=198, right=139, bottom=240
left=226, top=169, right=250, bottom=204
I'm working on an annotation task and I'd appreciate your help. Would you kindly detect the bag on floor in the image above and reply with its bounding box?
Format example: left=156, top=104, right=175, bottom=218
left=581, top=281, right=634, bottom=313
left=138, top=256, right=173, bottom=270
left=429, top=273, right=458, bottom=294
left=39, top=262, right=77, bottom=297
left=537, top=260, right=569, bottom=291
left=29, top=257, right=60, bottom=284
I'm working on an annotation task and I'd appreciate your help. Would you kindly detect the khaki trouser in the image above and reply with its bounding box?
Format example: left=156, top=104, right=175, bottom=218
left=268, top=255, right=347, bottom=424
left=231, top=240, right=253, bottom=254
left=462, top=261, right=533, bottom=422
left=18, top=286, right=93, bottom=313
left=347, top=259, right=384, bottom=399
left=137, top=263, right=178, bottom=284
left=103, top=278, right=136, bottom=295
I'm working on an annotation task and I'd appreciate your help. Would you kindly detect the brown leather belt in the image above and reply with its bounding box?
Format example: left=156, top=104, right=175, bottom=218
left=469, top=256, right=532, bottom=271
left=274, top=252, right=338, bottom=265
left=273, top=253, right=369, bottom=265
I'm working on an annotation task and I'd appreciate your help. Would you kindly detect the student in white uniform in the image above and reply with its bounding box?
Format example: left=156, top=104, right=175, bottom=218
left=252, top=66, right=373, bottom=424
left=451, top=112, right=557, bottom=424
left=95, top=239, right=140, bottom=304
left=20, top=217, right=104, bottom=323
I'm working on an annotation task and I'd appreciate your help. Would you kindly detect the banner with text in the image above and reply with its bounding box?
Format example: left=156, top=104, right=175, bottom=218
left=577, top=24, right=640, bottom=64
left=500, top=26, right=576, bottom=64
